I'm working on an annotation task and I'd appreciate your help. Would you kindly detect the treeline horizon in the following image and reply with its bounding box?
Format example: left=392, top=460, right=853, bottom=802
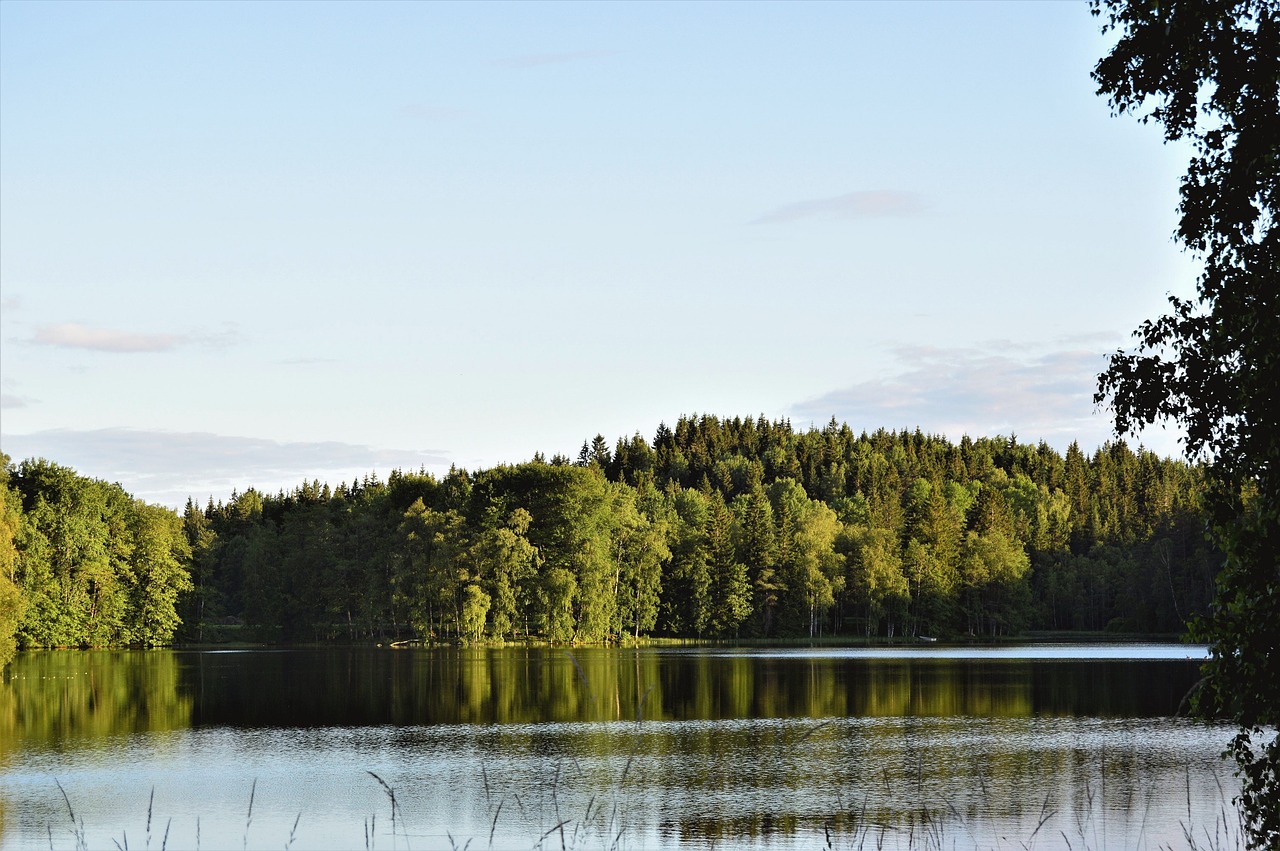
left=1, top=415, right=1220, bottom=654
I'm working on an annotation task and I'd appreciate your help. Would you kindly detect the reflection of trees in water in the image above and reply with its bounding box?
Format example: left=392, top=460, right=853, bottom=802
left=1, top=648, right=1220, bottom=848
left=458, top=715, right=1234, bottom=848
left=0, top=647, right=1236, bottom=850
left=1, top=650, right=192, bottom=754
left=4, top=649, right=1200, bottom=737
left=78, top=647, right=1203, bottom=729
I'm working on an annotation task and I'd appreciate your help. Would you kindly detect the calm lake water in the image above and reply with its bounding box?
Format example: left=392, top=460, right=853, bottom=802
left=0, top=644, right=1238, bottom=850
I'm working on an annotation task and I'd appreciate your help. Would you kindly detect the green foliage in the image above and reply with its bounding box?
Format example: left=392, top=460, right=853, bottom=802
left=662, top=487, right=713, bottom=637
left=782, top=487, right=844, bottom=638
left=845, top=527, right=908, bottom=637
left=959, top=531, right=1032, bottom=637
left=126, top=503, right=193, bottom=645
left=705, top=491, right=751, bottom=636
left=468, top=508, right=540, bottom=639
left=611, top=484, right=669, bottom=640
left=393, top=498, right=466, bottom=640
left=0, top=458, right=28, bottom=664
left=540, top=567, right=577, bottom=643
left=1090, top=0, right=1278, bottom=844
left=458, top=583, right=490, bottom=643
left=2, top=456, right=192, bottom=650
left=0, top=416, right=1222, bottom=660
left=734, top=484, right=779, bottom=637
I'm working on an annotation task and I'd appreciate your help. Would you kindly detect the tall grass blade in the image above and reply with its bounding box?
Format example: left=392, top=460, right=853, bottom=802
left=1187, top=762, right=1193, bottom=824
left=52, top=776, right=88, bottom=850
left=285, top=812, right=302, bottom=850
left=146, top=787, right=154, bottom=850
left=535, top=819, right=569, bottom=848
left=367, top=771, right=406, bottom=851
left=243, top=778, right=257, bottom=851
left=487, top=799, right=503, bottom=850
left=54, top=778, right=76, bottom=824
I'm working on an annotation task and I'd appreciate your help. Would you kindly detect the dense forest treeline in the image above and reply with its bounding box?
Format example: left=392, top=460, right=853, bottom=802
left=0, top=454, right=190, bottom=659
left=0, top=415, right=1221, bottom=654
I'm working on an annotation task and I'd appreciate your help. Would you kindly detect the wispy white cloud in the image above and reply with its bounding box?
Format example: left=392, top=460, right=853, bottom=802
left=0, top=428, right=452, bottom=508
left=492, top=50, right=618, bottom=68
left=1, top=296, right=23, bottom=312
left=0, top=394, right=34, bottom=409
left=28, top=322, right=240, bottom=353
left=752, top=190, right=925, bottom=225
left=33, top=323, right=185, bottom=353
left=790, top=341, right=1183, bottom=456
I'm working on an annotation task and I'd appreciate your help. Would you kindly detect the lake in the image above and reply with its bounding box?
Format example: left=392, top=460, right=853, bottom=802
left=0, top=644, right=1238, bottom=850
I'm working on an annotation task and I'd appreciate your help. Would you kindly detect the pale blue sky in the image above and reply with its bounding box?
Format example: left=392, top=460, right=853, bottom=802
left=1, top=1, right=1195, bottom=507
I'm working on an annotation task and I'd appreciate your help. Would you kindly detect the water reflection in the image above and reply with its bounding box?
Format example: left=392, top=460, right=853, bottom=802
left=163, top=647, right=1206, bottom=728
left=0, top=647, right=1233, bottom=850
left=1, top=647, right=1208, bottom=745
left=0, top=650, right=193, bottom=755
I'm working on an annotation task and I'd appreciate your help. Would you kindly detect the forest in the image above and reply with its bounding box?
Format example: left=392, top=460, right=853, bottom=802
left=0, top=415, right=1221, bottom=654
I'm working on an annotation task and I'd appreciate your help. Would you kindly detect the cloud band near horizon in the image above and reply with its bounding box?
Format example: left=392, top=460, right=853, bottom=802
left=0, top=428, right=452, bottom=508
left=789, top=342, right=1184, bottom=457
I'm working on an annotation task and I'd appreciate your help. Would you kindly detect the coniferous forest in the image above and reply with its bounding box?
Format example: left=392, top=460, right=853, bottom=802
left=0, top=415, right=1221, bottom=655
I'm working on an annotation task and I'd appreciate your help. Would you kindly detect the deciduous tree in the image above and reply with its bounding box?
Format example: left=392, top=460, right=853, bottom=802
left=1091, top=1, right=1278, bottom=842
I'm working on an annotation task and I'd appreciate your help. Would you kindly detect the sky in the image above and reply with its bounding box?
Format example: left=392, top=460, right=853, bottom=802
left=0, top=1, right=1199, bottom=508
